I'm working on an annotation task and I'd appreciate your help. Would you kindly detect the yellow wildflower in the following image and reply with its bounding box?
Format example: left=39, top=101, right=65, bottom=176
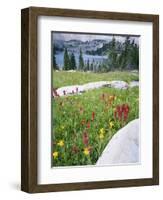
left=109, top=121, right=114, bottom=129
left=57, top=140, right=64, bottom=147
left=109, top=95, right=114, bottom=100
left=99, top=133, right=104, bottom=140
left=99, top=128, right=105, bottom=135
left=53, top=151, right=58, bottom=159
left=61, top=125, right=65, bottom=130
left=83, top=147, right=90, bottom=156
left=99, top=128, right=105, bottom=140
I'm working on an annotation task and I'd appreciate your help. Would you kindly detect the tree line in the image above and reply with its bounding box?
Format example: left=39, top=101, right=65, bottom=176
left=53, top=47, right=86, bottom=71
left=53, top=36, right=139, bottom=72
left=107, top=36, right=139, bottom=71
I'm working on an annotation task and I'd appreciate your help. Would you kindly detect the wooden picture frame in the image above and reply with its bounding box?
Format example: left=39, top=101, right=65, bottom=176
left=21, top=7, right=159, bottom=193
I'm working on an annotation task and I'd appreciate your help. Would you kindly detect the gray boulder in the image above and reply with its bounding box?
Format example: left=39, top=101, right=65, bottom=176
left=96, top=119, right=140, bottom=166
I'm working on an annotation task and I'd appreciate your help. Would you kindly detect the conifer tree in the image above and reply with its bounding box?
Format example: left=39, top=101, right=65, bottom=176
left=130, top=42, right=139, bottom=69
left=90, top=62, right=93, bottom=71
left=53, top=46, right=58, bottom=70
left=86, top=59, right=90, bottom=71
left=79, top=48, right=84, bottom=70
left=70, top=52, right=76, bottom=70
left=118, top=36, right=131, bottom=70
left=63, top=48, right=70, bottom=70
left=108, top=37, right=118, bottom=70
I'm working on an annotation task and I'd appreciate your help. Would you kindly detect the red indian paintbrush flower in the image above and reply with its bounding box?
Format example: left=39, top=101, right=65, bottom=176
left=123, top=104, right=130, bottom=121
left=114, top=104, right=130, bottom=122
left=82, top=131, right=89, bottom=145
left=117, top=105, right=123, bottom=120
left=86, top=121, right=90, bottom=129
left=92, top=112, right=95, bottom=121
left=114, top=110, right=117, bottom=119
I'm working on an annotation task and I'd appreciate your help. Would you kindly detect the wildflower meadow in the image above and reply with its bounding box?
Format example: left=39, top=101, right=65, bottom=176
left=52, top=71, right=139, bottom=166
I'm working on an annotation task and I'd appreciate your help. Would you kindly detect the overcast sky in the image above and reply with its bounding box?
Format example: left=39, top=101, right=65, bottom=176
left=52, top=32, right=139, bottom=44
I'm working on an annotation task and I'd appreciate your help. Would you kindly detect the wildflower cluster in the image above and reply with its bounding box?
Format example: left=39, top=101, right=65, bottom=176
left=114, top=104, right=130, bottom=122
left=52, top=87, right=138, bottom=166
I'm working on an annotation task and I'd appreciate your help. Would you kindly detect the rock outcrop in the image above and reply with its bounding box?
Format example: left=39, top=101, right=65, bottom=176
left=96, top=119, right=140, bottom=166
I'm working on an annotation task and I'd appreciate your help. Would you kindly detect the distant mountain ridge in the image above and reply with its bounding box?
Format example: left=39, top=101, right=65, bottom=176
left=54, top=39, right=110, bottom=55
left=54, top=37, right=139, bottom=56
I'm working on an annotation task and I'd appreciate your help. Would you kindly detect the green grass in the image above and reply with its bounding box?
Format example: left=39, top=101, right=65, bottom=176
left=52, top=86, right=139, bottom=166
left=53, top=70, right=139, bottom=88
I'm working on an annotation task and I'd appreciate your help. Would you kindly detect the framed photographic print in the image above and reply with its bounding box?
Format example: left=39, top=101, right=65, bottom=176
left=21, top=7, right=159, bottom=193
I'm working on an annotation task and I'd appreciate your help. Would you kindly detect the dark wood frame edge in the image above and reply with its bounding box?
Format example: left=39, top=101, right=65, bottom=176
left=21, top=7, right=159, bottom=193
